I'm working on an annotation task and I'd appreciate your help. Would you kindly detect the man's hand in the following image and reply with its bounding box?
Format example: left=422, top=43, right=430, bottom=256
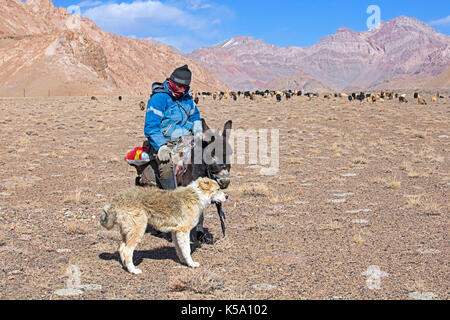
left=157, top=145, right=171, bottom=162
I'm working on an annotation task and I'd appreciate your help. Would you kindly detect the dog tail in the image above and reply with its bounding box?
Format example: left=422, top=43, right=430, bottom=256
left=99, top=204, right=116, bottom=230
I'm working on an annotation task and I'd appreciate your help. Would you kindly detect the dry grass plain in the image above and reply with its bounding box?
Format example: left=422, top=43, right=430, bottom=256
left=0, top=93, right=448, bottom=300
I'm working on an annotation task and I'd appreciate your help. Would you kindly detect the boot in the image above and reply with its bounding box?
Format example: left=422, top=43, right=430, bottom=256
left=159, top=175, right=176, bottom=190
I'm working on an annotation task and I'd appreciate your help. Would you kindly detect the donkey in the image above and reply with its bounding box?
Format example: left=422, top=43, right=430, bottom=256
left=135, top=118, right=233, bottom=244
left=178, top=119, right=232, bottom=244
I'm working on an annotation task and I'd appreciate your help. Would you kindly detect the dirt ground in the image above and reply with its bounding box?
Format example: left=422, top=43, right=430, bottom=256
left=0, top=93, right=448, bottom=300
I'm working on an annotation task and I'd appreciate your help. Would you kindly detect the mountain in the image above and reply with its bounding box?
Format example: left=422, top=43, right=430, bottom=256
left=189, top=17, right=450, bottom=91
left=0, top=0, right=228, bottom=97
left=189, top=36, right=307, bottom=91
left=264, top=70, right=331, bottom=92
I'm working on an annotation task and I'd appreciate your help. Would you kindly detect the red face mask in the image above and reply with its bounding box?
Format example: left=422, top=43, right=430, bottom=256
left=168, top=80, right=189, bottom=98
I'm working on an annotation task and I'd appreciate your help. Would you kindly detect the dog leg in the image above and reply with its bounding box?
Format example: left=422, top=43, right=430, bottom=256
left=120, top=213, right=147, bottom=274
left=172, top=231, right=185, bottom=264
left=119, top=238, right=126, bottom=266
left=175, top=231, right=199, bottom=268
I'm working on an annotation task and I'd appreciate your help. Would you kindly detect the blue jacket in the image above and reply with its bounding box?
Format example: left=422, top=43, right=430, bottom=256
left=144, top=80, right=202, bottom=151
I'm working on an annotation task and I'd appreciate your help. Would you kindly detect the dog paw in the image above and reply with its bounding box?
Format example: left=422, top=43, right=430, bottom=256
left=130, top=268, right=142, bottom=275
left=189, top=261, right=200, bottom=268
left=127, top=264, right=142, bottom=274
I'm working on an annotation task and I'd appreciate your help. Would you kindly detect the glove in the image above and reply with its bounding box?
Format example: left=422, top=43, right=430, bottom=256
left=157, top=145, right=171, bottom=162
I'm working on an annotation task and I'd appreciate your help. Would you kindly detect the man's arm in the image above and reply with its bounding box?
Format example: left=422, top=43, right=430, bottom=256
left=144, top=94, right=167, bottom=151
left=189, top=101, right=202, bottom=136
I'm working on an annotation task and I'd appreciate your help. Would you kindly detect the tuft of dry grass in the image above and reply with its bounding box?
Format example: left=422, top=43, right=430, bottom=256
left=236, top=183, right=270, bottom=197
left=352, top=157, right=367, bottom=165
left=407, top=170, right=422, bottom=178
left=65, top=222, right=89, bottom=235
left=388, top=178, right=401, bottom=190
left=407, top=197, right=422, bottom=207
left=411, top=130, right=426, bottom=139
left=269, top=196, right=279, bottom=205
left=423, top=202, right=441, bottom=216
left=353, top=234, right=365, bottom=245
left=400, top=161, right=411, bottom=171
left=63, top=189, right=92, bottom=205
left=289, top=158, right=302, bottom=164
left=169, top=270, right=224, bottom=294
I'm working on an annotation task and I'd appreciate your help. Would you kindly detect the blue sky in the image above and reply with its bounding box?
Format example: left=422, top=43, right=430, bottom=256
left=50, top=0, right=450, bottom=52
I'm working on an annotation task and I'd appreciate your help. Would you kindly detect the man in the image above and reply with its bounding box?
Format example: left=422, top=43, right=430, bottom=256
left=143, top=64, right=203, bottom=190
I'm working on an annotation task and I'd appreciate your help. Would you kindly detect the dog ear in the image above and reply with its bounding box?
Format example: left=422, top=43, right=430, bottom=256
left=197, top=178, right=212, bottom=191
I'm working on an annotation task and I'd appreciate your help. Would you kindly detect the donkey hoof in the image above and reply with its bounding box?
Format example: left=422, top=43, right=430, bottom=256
left=197, top=231, right=214, bottom=245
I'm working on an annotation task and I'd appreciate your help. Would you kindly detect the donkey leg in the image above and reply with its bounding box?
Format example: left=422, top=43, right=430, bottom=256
left=195, top=210, right=214, bottom=245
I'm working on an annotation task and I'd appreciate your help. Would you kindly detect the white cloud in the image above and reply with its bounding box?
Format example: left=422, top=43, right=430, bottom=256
left=187, top=0, right=212, bottom=10
left=83, top=1, right=205, bottom=32
left=77, top=0, right=102, bottom=8
left=430, top=15, right=450, bottom=27
left=78, top=0, right=233, bottom=52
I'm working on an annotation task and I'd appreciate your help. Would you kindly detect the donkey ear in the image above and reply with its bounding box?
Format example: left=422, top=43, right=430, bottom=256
left=201, top=118, right=210, bottom=132
left=222, top=120, right=232, bottom=137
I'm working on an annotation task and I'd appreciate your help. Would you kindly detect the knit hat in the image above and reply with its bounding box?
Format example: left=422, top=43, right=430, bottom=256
left=169, top=65, right=192, bottom=86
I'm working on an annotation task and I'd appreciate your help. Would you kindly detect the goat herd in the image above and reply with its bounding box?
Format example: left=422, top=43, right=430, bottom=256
left=88, top=89, right=448, bottom=111
left=189, top=90, right=448, bottom=105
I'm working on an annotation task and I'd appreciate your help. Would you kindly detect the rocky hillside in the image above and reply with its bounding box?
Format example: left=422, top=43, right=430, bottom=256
left=0, top=0, right=228, bottom=97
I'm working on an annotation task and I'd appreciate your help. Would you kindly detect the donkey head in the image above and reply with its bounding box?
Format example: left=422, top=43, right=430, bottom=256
left=201, top=118, right=232, bottom=189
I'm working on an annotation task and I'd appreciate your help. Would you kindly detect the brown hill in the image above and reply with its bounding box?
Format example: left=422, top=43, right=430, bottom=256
left=0, top=0, right=228, bottom=97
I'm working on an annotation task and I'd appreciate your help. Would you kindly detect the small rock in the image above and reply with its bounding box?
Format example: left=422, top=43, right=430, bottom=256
left=0, top=192, right=11, bottom=196
left=252, top=283, right=277, bottom=291
left=53, top=288, right=83, bottom=297
left=437, top=135, right=448, bottom=139
left=10, top=270, right=23, bottom=275
left=346, top=209, right=372, bottom=214
left=269, top=205, right=283, bottom=210
left=416, top=248, right=440, bottom=254
left=341, top=173, right=357, bottom=177
left=245, top=165, right=261, bottom=169
left=333, top=192, right=354, bottom=197
left=294, top=201, right=309, bottom=205
left=329, top=199, right=346, bottom=203
left=78, top=284, right=102, bottom=291
left=56, top=249, right=71, bottom=253
left=408, top=291, right=437, bottom=300
left=352, top=219, right=369, bottom=224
